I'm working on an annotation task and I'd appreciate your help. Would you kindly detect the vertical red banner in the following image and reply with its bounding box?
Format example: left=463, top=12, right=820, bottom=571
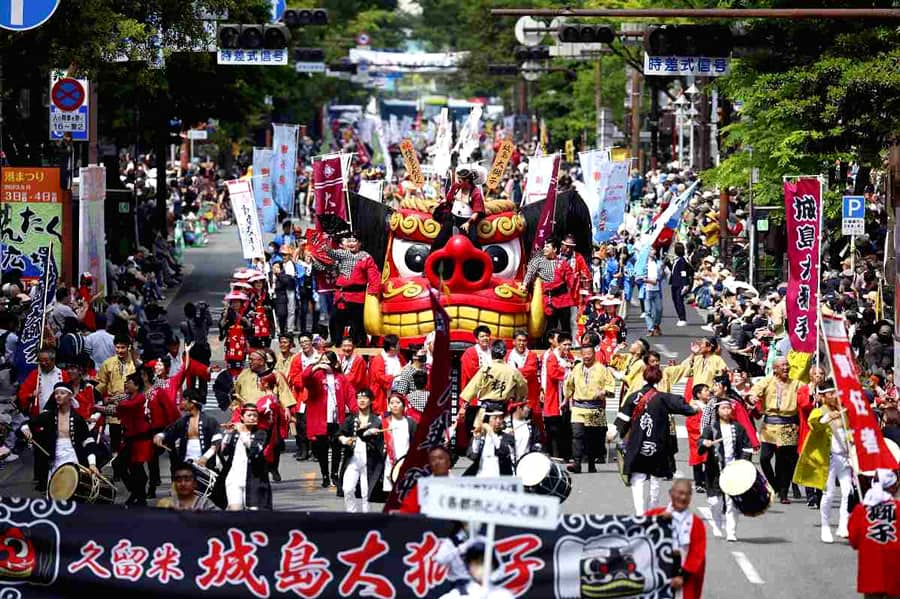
left=822, top=315, right=899, bottom=472
left=783, top=177, right=821, bottom=353
left=313, top=154, right=346, bottom=219
left=532, top=154, right=561, bottom=254
left=384, top=289, right=452, bottom=512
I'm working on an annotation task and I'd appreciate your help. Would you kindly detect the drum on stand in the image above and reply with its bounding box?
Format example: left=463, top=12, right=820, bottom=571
left=390, top=455, right=406, bottom=484
left=48, top=464, right=117, bottom=504
left=719, top=459, right=773, bottom=517
left=515, top=452, right=572, bottom=502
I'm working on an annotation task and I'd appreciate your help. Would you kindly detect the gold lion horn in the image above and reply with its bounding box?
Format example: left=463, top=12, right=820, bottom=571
left=364, top=294, right=383, bottom=336
left=528, top=279, right=546, bottom=339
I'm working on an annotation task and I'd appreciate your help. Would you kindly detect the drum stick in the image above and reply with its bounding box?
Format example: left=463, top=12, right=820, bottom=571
left=30, top=439, right=51, bottom=457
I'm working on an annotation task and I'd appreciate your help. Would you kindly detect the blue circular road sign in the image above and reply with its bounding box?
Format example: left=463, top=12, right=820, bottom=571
left=0, top=0, right=60, bottom=32
left=51, top=78, right=85, bottom=111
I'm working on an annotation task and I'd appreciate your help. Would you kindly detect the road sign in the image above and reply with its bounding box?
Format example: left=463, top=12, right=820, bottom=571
left=187, top=129, right=208, bottom=140
left=842, top=195, right=865, bottom=236
left=643, top=53, right=730, bottom=77
left=0, top=0, right=59, bottom=31
left=514, top=16, right=544, bottom=47
left=50, top=78, right=85, bottom=112
left=356, top=32, right=370, bottom=46
left=49, top=70, right=88, bottom=141
left=295, top=61, right=326, bottom=73
left=520, top=60, right=541, bottom=82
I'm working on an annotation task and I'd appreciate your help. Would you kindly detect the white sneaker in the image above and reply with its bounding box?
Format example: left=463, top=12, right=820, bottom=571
left=701, top=324, right=715, bottom=332
left=835, top=527, right=849, bottom=539
left=726, top=533, right=737, bottom=542
left=676, top=320, right=687, bottom=327
left=640, top=312, right=647, bottom=318
left=4, top=453, right=18, bottom=463
left=821, top=527, right=834, bottom=543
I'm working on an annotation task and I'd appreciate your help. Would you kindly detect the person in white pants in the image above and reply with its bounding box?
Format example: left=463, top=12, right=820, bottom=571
left=630, top=472, right=662, bottom=515
left=338, top=389, right=383, bottom=513
left=698, top=399, right=754, bottom=542
left=817, top=388, right=853, bottom=543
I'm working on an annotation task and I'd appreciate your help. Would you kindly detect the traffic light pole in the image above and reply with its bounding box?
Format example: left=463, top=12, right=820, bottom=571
left=594, top=60, right=603, bottom=149
left=491, top=8, right=900, bottom=19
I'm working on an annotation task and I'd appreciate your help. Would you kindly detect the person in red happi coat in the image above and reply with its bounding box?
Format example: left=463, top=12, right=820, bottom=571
left=367, top=335, right=405, bottom=416
left=117, top=372, right=154, bottom=506
left=302, top=351, right=357, bottom=488
left=507, top=329, right=543, bottom=442
left=646, top=479, right=706, bottom=599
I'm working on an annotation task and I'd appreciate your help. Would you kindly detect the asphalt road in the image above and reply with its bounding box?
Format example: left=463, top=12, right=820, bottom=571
left=0, top=228, right=859, bottom=598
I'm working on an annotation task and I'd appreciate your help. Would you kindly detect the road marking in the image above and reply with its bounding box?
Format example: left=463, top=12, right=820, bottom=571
left=654, top=343, right=678, bottom=358
left=697, top=506, right=722, bottom=537
left=731, top=551, right=765, bottom=584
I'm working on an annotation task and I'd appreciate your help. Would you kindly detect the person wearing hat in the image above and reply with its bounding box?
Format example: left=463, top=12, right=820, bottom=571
left=20, top=381, right=101, bottom=494
left=313, top=229, right=380, bottom=347
left=465, top=408, right=517, bottom=477
left=564, top=333, right=616, bottom=474
left=156, top=388, right=221, bottom=469
left=208, top=403, right=272, bottom=511
left=793, top=380, right=853, bottom=543
left=432, top=165, right=486, bottom=251
left=698, top=397, right=754, bottom=542
left=233, top=349, right=279, bottom=408
left=219, top=292, right=252, bottom=372
left=587, top=295, right=626, bottom=365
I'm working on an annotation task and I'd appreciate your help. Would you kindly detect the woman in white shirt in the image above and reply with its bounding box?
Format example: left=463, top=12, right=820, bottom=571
left=383, top=392, right=417, bottom=492
left=337, top=389, right=385, bottom=512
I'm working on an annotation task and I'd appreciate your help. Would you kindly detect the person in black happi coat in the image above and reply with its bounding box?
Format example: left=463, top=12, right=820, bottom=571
left=21, top=382, right=101, bottom=493
left=211, top=404, right=271, bottom=510
left=155, top=389, right=222, bottom=468
left=614, top=364, right=699, bottom=514
left=337, top=388, right=386, bottom=511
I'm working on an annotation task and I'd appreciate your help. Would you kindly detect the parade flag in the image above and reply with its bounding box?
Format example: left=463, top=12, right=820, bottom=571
left=784, top=177, right=821, bottom=353
left=313, top=153, right=347, bottom=220
left=524, top=153, right=558, bottom=205
left=399, top=139, right=425, bottom=188
left=429, top=108, right=453, bottom=179
left=13, top=245, right=57, bottom=384
left=373, top=117, right=393, bottom=182
left=271, top=123, right=300, bottom=215
left=384, top=289, right=453, bottom=512
left=225, top=179, right=265, bottom=260
left=637, top=180, right=699, bottom=253
left=78, top=165, right=107, bottom=296
left=252, top=147, right=277, bottom=233
left=358, top=179, right=384, bottom=203
left=486, top=139, right=515, bottom=191
left=532, top=153, right=561, bottom=254
left=453, top=104, right=483, bottom=164
left=823, top=315, right=899, bottom=472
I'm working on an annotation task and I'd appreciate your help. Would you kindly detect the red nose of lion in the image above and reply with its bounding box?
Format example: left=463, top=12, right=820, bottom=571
left=424, top=234, right=493, bottom=293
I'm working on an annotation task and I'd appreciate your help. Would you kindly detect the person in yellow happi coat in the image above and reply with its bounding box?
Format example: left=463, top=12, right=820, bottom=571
left=666, top=337, right=728, bottom=390
left=792, top=380, right=852, bottom=543
left=617, top=339, right=650, bottom=406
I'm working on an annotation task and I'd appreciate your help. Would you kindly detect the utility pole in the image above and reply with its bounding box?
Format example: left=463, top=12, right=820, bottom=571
left=630, top=69, right=642, bottom=171
left=594, top=59, right=603, bottom=148
left=88, top=81, right=99, bottom=164
left=890, top=142, right=900, bottom=381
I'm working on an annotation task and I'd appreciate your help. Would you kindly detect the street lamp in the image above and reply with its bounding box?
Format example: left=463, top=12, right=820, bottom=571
left=674, top=95, right=687, bottom=167
left=684, top=84, right=700, bottom=169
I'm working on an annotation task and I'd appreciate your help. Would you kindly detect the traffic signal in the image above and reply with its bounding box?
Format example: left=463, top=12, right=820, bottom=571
left=488, top=64, right=520, bottom=76
left=514, top=46, right=550, bottom=62
left=646, top=25, right=732, bottom=56
left=263, top=24, right=291, bottom=49
left=328, top=62, right=358, bottom=74
left=218, top=24, right=268, bottom=49
left=294, top=48, right=325, bottom=62
left=283, top=8, right=329, bottom=27
left=557, top=24, right=615, bottom=44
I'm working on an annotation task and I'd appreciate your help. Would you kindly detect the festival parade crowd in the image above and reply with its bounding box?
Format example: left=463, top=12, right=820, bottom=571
left=1, top=123, right=899, bottom=598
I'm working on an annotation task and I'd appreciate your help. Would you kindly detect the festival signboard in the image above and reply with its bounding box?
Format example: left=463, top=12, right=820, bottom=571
left=1, top=166, right=65, bottom=281
left=399, top=139, right=424, bottom=188
left=783, top=177, right=821, bottom=353
left=0, top=498, right=679, bottom=598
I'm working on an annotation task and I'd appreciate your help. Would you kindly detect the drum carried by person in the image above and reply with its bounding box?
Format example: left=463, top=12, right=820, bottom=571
left=719, top=459, right=774, bottom=517
left=515, top=452, right=572, bottom=502
left=48, top=464, right=117, bottom=504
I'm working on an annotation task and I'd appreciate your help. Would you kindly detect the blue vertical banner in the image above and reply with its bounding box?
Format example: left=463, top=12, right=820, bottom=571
left=271, top=123, right=300, bottom=217
left=252, top=147, right=277, bottom=233
left=593, top=160, right=629, bottom=244
left=13, top=245, right=58, bottom=384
